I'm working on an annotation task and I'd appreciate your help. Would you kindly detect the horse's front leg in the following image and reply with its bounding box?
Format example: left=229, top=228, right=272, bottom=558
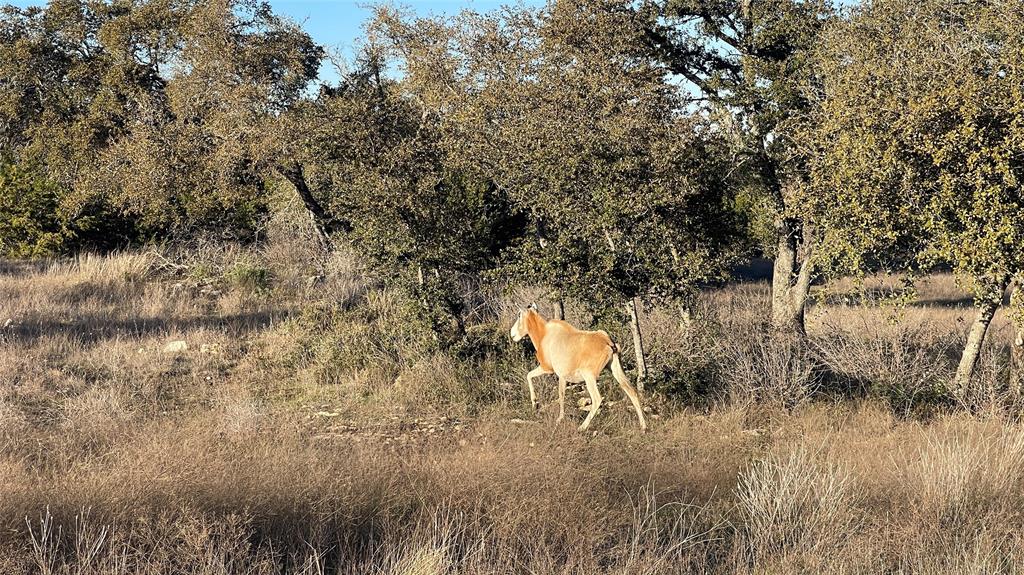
left=526, top=366, right=551, bottom=411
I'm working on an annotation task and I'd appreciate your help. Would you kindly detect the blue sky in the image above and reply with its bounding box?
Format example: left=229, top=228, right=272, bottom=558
left=271, top=1, right=544, bottom=83
left=4, top=0, right=543, bottom=84
left=5, top=0, right=855, bottom=85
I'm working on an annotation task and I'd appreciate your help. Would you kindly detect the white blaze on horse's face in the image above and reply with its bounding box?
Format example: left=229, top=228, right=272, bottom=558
left=510, top=310, right=527, bottom=342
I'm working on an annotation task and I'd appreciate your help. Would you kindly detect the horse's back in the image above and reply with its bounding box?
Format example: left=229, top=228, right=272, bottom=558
left=542, top=322, right=614, bottom=379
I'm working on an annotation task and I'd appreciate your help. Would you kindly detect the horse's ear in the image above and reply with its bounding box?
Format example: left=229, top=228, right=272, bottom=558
left=528, top=302, right=538, bottom=310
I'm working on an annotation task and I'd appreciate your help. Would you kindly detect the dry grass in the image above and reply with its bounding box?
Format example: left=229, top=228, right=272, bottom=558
left=3, top=249, right=1024, bottom=573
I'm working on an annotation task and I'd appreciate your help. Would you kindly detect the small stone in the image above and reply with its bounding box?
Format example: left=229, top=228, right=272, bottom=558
left=162, top=340, right=188, bottom=353
left=315, top=411, right=340, bottom=417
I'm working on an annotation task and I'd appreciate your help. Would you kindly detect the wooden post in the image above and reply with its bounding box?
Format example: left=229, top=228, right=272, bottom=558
left=626, top=297, right=647, bottom=391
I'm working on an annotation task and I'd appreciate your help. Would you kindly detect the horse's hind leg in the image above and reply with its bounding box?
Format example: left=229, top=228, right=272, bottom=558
left=557, top=376, right=567, bottom=423
left=611, top=354, right=647, bottom=431
left=579, top=372, right=603, bottom=431
left=615, top=376, right=647, bottom=432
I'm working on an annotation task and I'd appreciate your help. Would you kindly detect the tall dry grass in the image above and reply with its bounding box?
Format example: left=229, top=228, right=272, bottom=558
left=4, top=238, right=1024, bottom=573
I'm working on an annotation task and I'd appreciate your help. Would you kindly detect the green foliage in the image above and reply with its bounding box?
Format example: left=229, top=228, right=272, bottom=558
left=0, top=160, right=68, bottom=257
left=224, top=261, right=272, bottom=294
left=809, top=0, right=1024, bottom=301
left=373, top=1, right=742, bottom=323
left=280, top=50, right=528, bottom=342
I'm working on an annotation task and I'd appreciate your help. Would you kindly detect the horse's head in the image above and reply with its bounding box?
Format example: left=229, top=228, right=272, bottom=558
left=510, top=303, right=538, bottom=342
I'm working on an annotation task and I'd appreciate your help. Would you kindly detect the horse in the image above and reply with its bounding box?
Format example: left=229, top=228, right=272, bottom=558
left=510, top=304, right=648, bottom=431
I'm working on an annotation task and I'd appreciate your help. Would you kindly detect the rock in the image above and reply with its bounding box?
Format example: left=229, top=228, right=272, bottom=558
left=162, top=340, right=188, bottom=353
left=577, top=398, right=591, bottom=408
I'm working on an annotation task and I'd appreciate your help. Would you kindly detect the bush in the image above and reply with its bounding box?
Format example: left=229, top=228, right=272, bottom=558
left=813, top=315, right=957, bottom=414
left=722, top=329, right=821, bottom=408
left=0, top=161, right=70, bottom=258
left=224, top=261, right=272, bottom=294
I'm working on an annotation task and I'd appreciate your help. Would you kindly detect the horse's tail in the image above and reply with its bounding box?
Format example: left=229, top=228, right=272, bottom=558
left=610, top=343, right=626, bottom=384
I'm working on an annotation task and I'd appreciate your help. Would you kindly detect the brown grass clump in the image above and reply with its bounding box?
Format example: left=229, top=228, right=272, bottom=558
left=736, top=447, right=857, bottom=570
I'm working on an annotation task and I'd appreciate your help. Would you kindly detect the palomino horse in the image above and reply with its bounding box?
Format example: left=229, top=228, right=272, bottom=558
left=510, top=304, right=647, bottom=431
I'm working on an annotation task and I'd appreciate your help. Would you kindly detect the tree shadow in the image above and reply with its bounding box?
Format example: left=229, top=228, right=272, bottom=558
left=0, top=259, right=51, bottom=278
left=1, top=309, right=292, bottom=345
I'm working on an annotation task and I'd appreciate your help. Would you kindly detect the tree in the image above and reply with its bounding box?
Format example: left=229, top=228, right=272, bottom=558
left=642, top=0, right=834, bottom=336
left=373, top=0, right=743, bottom=386
left=0, top=0, right=323, bottom=244
left=90, top=0, right=323, bottom=237
left=275, top=52, right=527, bottom=344
left=810, top=0, right=1024, bottom=396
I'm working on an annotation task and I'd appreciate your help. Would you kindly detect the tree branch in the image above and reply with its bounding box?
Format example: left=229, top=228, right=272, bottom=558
left=275, top=162, right=352, bottom=247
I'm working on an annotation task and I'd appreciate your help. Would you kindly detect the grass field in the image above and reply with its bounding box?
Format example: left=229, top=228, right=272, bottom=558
left=2, top=246, right=1024, bottom=574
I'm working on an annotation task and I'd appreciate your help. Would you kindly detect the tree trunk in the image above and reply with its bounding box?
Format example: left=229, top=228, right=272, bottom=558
left=1011, top=325, right=1024, bottom=399
left=679, top=304, right=693, bottom=336
left=669, top=245, right=694, bottom=337
left=771, top=218, right=814, bottom=336
left=626, top=297, right=647, bottom=391
left=276, top=162, right=350, bottom=251
left=954, top=295, right=1003, bottom=397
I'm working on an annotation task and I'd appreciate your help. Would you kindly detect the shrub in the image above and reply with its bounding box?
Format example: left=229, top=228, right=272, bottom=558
left=814, top=315, right=957, bottom=414
left=722, top=330, right=821, bottom=408
left=224, top=261, right=272, bottom=294
left=0, top=160, right=70, bottom=258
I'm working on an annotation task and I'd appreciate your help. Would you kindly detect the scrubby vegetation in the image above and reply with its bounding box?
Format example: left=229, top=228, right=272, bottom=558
left=3, top=245, right=1024, bottom=574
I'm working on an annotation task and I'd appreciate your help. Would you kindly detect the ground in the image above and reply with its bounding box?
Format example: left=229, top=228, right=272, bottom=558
left=2, top=250, right=1023, bottom=574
